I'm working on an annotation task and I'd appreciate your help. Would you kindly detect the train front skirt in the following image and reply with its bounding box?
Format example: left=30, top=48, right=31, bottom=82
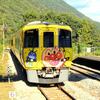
left=26, top=67, right=69, bottom=84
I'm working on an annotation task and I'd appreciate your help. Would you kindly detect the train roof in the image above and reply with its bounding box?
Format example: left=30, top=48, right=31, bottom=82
left=22, top=21, right=72, bottom=32
left=26, top=21, right=50, bottom=25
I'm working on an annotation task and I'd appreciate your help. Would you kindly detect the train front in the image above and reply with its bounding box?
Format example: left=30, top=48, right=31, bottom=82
left=22, top=22, right=72, bottom=84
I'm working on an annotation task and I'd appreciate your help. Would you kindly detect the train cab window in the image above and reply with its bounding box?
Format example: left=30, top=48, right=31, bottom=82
left=59, top=29, right=72, bottom=47
left=24, top=29, right=39, bottom=48
left=43, top=32, right=54, bottom=47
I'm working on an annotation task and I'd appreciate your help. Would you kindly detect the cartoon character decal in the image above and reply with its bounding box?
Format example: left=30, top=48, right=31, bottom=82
left=26, top=50, right=36, bottom=62
left=42, top=47, right=66, bottom=69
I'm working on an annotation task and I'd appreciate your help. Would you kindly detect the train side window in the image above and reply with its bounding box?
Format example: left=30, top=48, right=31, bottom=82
left=24, top=29, right=39, bottom=48
left=59, top=29, right=72, bottom=47
left=15, top=36, right=20, bottom=51
left=11, top=39, right=13, bottom=46
left=43, top=32, right=54, bottom=47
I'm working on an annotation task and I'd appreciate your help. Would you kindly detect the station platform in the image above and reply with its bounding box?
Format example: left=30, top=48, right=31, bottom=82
left=73, top=56, right=100, bottom=70
left=0, top=49, right=16, bottom=76
left=79, top=56, right=100, bottom=62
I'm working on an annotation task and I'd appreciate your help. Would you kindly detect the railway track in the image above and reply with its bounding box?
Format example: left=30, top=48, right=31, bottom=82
left=38, top=84, right=75, bottom=100
left=71, top=63, right=100, bottom=81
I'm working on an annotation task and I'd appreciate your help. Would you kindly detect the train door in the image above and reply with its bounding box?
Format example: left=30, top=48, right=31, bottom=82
left=41, top=27, right=58, bottom=67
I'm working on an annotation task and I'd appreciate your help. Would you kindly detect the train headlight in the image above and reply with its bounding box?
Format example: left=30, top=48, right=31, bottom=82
left=26, top=51, right=36, bottom=62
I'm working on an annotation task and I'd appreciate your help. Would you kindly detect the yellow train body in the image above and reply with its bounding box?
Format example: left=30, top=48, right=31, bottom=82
left=10, top=21, right=73, bottom=84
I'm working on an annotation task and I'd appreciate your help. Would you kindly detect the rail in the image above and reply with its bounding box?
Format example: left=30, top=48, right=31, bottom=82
left=71, top=64, right=100, bottom=81
left=38, top=84, right=75, bottom=100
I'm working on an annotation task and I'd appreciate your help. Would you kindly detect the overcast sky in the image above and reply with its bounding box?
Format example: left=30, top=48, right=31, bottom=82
left=64, top=0, right=100, bottom=22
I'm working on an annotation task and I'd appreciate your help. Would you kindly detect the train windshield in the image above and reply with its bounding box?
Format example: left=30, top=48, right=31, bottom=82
left=24, top=29, right=39, bottom=48
left=43, top=32, right=54, bottom=47
left=59, top=29, right=72, bottom=47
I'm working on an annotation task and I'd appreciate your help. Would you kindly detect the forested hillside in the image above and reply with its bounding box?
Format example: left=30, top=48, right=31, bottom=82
left=0, top=0, right=100, bottom=47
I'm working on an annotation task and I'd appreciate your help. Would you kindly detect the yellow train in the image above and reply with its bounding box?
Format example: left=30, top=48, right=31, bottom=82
left=9, top=21, right=73, bottom=84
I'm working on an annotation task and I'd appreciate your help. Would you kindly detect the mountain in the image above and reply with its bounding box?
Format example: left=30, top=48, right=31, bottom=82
left=0, top=0, right=99, bottom=37
left=0, top=0, right=90, bottom=24
left=27, top=0, right=87, bottom=18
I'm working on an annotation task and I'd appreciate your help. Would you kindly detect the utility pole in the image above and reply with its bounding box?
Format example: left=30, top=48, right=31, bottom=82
left=75, top=33, right=80, bottom=54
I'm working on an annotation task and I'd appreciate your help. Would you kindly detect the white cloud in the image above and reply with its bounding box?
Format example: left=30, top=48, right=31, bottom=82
left=64, top=0, right=100, bottom=22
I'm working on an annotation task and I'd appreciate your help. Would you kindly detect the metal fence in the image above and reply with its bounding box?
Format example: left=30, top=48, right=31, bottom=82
left=73, top=46, right=100, bottom=58
left=82, top=47, right=100, bottom=56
